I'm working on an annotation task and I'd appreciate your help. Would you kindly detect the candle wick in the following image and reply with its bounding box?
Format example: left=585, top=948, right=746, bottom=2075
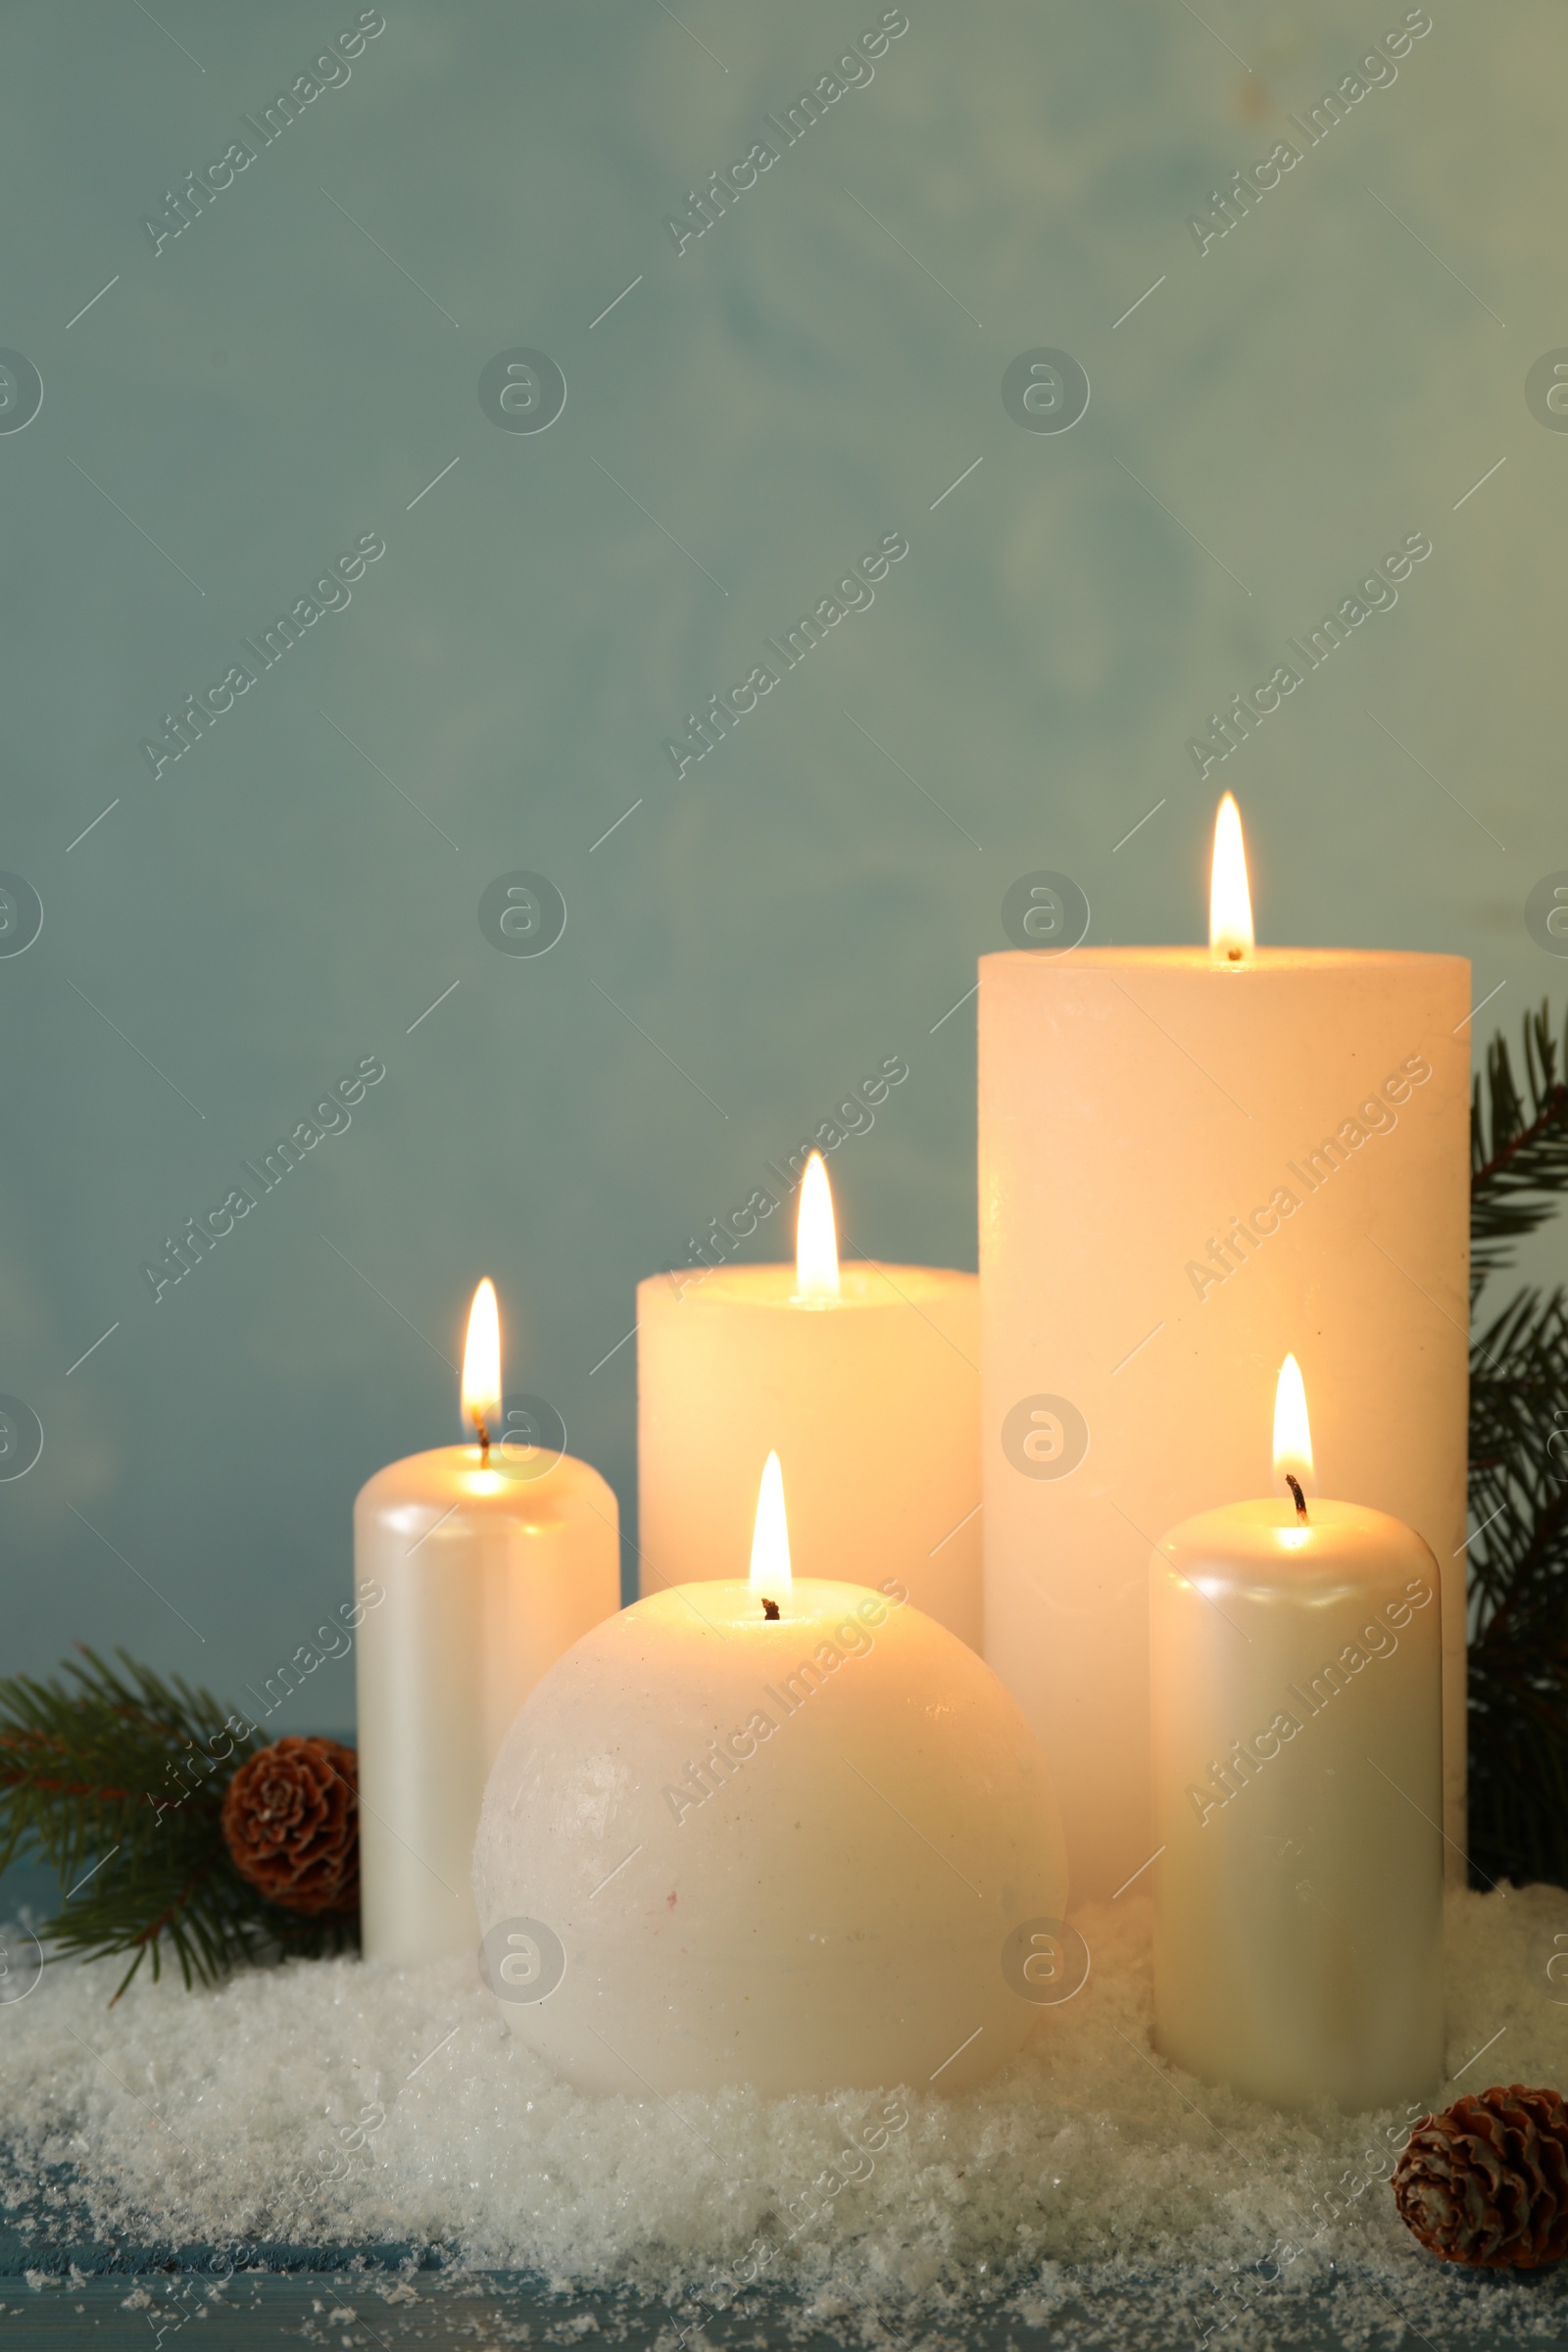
left=1285, top=1472, right=1307, bottom=1523
left=760, top=1596, right=780, bottom=1621
left=473, top=1416, right=490, bottom=1460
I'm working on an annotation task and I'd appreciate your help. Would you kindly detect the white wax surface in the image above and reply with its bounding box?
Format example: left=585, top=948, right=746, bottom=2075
left=473, top=1578, right=1066, bottom=2094
left=1150, top=1497, right=1444, bottom=2112
left=354, top=1446, right=619, bottom=1965
left=637, top=1263, right=981, bottom=1644
left=979, top=945, right=1469, bottom=1899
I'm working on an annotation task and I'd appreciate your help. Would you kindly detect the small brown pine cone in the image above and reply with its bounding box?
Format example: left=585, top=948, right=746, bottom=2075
left=1392, top=2084, right=1568, bottom=2270
left=220, top=1736, right=359, bottom=1917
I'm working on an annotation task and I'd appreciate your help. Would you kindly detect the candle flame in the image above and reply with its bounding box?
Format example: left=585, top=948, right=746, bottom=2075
left=1272, top=1352, right=1315, bottom=1495
left=796, top=1151, right=841, bottom=1301
left=1209, top=793, right=1253, bottom=966
left=462, top=1279, right=502, bottom=1446
left=749, top=1450, right=793, bottom=1596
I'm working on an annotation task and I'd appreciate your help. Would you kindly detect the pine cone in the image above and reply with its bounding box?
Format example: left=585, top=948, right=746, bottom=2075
left=1393, top=2084, right=1568, bottom=2269
left=220, top=1736, right=359, bottom=1917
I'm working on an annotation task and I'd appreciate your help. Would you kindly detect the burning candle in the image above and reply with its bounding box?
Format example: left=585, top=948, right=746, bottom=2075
left=637, top=1153, right=982, bottom=1642
left=354, top=1281, right=620, bottom=1964
left=979, top=795, right=1468, bottom=1898
left=472, top=1453, right=1067, bottom=2095
left=1150, top=1356, right=1444, bottom=2112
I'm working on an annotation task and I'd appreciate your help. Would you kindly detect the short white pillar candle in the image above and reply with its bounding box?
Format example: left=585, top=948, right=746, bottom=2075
left=638, top=1154, right=981, bottom=1644
left=1150, top=1357, right=1445, bottom=2112
left=355, top=1281, right=619, bottom=1964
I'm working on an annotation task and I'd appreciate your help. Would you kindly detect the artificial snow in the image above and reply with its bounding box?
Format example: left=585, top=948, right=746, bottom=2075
left=3, top=1886, right=1568, bottom=2344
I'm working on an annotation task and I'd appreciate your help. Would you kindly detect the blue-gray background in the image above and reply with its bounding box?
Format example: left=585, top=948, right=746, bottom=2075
left=1, top=1, right=1562, bottom=1788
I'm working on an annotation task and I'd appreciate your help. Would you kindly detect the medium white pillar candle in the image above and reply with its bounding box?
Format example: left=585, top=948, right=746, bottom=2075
left=638, top=1154, right=981, bottom=1643
left=473, top=1456, right=1067, bottom=2093
left=1150, top=1359, right=1444, bottom=2112
left=354, top=1281, right=619, bottom=1964
left=979, top=799, right=1468, bottom=1899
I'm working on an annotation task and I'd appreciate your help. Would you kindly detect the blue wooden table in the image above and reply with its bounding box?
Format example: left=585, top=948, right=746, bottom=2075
left=4, top=2236, right=1566, bottom=2351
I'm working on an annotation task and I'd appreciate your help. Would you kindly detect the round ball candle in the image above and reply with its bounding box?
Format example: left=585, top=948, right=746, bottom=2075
left=1150, top=1357, right=1444, bottom=2112
left=638, top=1154, right=981, bottom=1643
left=473, top=1455, right=1066, bottom=2094
left=980, top=795, right=1468, bottom=1899
left=354, top=1281, right=619, bottom=1965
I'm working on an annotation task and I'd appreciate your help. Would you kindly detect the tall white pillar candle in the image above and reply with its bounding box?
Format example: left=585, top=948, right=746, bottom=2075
left=979, top=802, right=1468, bottom=1899
left=354, top=1282, right=619, bottom=1963
left=638, top=1154, right=981, bottom=1643
left=1150, top=1360, right=1445, bottom=2111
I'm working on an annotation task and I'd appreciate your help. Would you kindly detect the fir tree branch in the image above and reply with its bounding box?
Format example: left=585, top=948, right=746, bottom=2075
left=0, top=1648, right=352, bottom=1994
left=1467, top=1287, right=1568, bottom=1886
left=1466, top=1001, right=1568, bottom=1886
left=1471, top=998, right=1568, bottom=1291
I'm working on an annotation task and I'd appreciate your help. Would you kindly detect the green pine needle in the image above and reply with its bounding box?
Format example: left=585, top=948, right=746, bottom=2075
left=1467, top=1288, right=1568, bottom=1886
left=0, top=1648, right=354, bottom=1997
left=1471, top=996, right=1568, bottom=1293
left=1468, top=997, right=1568, bottom=1887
